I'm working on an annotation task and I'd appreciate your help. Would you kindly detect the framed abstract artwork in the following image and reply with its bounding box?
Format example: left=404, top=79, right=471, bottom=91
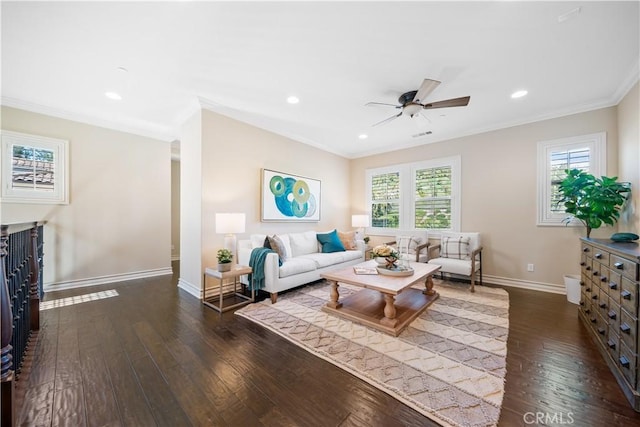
left=261, top=169, right=321, bottom=222
left=1, top=130, right=69, bottom=204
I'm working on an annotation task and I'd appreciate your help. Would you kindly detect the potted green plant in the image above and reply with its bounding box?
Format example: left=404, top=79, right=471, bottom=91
left=557, top=168, right=631, bottom=238
left=217, top=248, right=233, bottom=272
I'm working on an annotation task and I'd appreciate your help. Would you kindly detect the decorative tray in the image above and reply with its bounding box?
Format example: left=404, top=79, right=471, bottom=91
left=376, top=266, right=414, bottom=277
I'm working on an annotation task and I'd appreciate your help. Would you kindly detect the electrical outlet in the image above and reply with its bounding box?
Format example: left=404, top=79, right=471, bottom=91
left=527, top=263, right=534, bottom=272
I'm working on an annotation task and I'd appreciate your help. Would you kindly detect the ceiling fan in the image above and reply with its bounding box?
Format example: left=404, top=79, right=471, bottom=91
left=366, top=78, right=470, bottom=127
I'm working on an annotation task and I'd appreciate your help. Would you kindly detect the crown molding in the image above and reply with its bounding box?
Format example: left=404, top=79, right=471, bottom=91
left=1, top=96, right=178, bottom=143
left=612, top=59, right=640, bottom=105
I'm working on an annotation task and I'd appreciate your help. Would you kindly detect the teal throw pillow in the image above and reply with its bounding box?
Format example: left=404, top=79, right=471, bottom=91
left=316, top=229, right=346, bottom=253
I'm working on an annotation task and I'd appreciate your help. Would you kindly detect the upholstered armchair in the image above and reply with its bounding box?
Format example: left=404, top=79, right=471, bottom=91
left=427, top=232, right=483, bottom=292
left=385, top=234, right=430, bottom=263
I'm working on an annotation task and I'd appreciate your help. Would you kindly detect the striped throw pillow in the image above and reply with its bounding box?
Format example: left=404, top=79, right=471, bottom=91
left=441, top=236, right=471, bottom=260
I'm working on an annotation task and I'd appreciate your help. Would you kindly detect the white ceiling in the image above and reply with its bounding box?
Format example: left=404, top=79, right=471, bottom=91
left=2, top=1, right=639, bottom=159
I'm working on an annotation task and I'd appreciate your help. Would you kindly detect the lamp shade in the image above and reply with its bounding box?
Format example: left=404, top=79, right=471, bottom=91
left=351, top=214, right=369, bottom=228
left=215, top=213, right=246, bottom=234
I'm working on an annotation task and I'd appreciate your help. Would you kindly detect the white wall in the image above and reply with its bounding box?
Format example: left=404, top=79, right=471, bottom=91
left=1, top=106, right=172, bottom=290
left=171, top=159, right=180, bottom=260
left=350, top=106, right=621, bottom=292
left=617, top=82, right=639, bottom=233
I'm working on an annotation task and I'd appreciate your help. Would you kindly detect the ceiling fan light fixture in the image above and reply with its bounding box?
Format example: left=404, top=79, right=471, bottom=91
left=286, top=95, right=300, bottom=104
left=511, top=90, right=528, bottom=99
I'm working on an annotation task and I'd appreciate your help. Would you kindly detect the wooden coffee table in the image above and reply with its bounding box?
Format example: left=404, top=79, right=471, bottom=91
left=320, top=261, right=441, bottom=336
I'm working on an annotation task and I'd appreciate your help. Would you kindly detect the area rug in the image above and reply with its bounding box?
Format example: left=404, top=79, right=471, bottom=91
left=236, top=280, right=509, bottom=427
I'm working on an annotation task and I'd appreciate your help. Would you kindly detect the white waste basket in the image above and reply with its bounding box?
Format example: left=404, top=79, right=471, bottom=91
left=564, top=274, right=581, bottom=304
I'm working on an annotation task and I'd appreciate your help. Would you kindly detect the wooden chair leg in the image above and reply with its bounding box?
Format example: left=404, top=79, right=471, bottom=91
left=470, top=270, right=476, bottom=293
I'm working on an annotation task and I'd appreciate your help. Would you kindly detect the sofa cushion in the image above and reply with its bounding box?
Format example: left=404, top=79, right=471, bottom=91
left=279, top=258, right=317, bottom=278
left=298, top=252, right=347, bottom=268
left=289, top=231, right=318, bottom=257
left=337, top=230, right=357, bottom=250
left=316, top=229, right=345, bottom=253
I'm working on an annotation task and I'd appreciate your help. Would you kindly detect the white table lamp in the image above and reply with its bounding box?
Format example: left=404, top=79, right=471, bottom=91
left=215, top=213, right=246, bottom=263
left=351, top=214, right=369, bottom=240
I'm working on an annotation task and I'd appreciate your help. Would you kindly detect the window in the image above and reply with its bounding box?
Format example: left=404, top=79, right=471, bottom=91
left=366, top=156, right=460, bottom=234
left=537, top=132, right=606, bottom=225
left=1, top=130, right=69, bottom=204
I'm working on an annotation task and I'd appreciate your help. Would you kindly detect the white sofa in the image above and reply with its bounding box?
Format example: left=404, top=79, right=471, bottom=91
left=238, top=231, right=366, bottom=303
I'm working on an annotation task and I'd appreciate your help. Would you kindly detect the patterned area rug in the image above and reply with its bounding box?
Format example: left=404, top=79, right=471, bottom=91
left=236, top=280, right=508, bottom=427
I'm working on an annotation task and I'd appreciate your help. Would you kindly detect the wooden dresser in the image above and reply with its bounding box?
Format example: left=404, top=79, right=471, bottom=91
left=579, top=237, right=640, bottom=411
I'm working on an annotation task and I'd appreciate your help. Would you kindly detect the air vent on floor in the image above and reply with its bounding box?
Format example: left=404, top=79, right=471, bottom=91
left=412, top=131, right=433, bottom=138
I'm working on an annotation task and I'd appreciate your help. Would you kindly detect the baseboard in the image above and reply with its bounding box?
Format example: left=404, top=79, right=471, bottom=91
left=44, top=267, right=174, bottom=293
left=483, top=274, right=565, bottom=294
left=177, top=278, right=201, bottom=299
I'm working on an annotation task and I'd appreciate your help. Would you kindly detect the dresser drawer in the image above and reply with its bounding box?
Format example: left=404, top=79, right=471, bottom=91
left=619, top=341, right=638, bottom=388
left=611, top=255, right=639, bottom=281
left=581, top=243, right=594, bottom=257
left=590, top=285, right=601, bottom=304
left=607, top=271, right=622, bottom=302
left=595, top=311, right=608, bottom=342
left=607, top=299, right=621, bottom=332
left=608, top=328, right=620, bottom=362
left=620, top=309, right=638, bottom=353
left=593, top=250, right=610, bottom=265
left=621, top=277, right=639, bottom=314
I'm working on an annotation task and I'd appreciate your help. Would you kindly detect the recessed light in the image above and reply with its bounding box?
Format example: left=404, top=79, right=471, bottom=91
left=358, top=134, right=368, bottom=140
left=511, top=90, right=528, bottom=99
left=286, top=96, right=299, bottom=104
left=104, top=91, right=122, bottom=100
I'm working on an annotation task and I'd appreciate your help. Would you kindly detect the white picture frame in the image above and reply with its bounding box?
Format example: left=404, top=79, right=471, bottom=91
left=1, top=130, right=69, bottom=204
left=261, top=168, right=321, bottom=222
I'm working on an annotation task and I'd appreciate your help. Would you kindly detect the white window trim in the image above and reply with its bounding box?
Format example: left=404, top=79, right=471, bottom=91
left=1, top=130, right=70, bottom=204
left=365, top=155, right=461, bottom=236
left=536, top=132, right=606, bottom=226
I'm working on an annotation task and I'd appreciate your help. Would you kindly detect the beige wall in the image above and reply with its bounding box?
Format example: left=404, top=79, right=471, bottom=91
left=617, top=82, right=639, bottom=233
left=178, top=108, right=351, bottom=293
left=1, top=107, right=172, bottom=289
left=171, top=160, right=180, bottom=259
left=350, top=106, right=621, bottom=290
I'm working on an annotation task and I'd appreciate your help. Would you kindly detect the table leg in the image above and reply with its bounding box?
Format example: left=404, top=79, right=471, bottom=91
left=380, top=294, right=398, bottom=327
left=423, top=274, right=437, bottom=296
left=325, top=280, right=342, bottom=309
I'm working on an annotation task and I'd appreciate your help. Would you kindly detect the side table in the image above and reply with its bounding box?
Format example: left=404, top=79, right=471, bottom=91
left=203, top=265, right=253, bottom=313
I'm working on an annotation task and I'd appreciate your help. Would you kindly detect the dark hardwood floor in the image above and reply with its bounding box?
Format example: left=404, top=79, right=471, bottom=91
left=14, top=263, right=640, bottom=426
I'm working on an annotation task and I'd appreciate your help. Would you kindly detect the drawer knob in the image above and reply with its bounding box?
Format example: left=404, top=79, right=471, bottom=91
left=580, top=301, right=585, bottom=306
left=614, top=262, right=624, bottom=270
left=593, top=271, right=600, bottom=276
left=599, top=302, right=606, bottom=308
left=608, top=310, right=617, bottom=319
left=600, top=276, right=607, bottom=282
left=621, top=290, right=632, bottom=300
left=608, top=339, right=616, bottom=349
left=592, top=295, right=598, bottom=300
left=586, top=266, right=592, bottom=271
left=620, top=355, right=630, bottom=368
left=590, top=317, right=597, bottom=323
left=585, top=309, right=591, bottom=314
left=583, top=247, right=590, bottom=253
left=597, top=327, right=606, bottom=335
left=580, top=281, right=585, bottom=287
left=595, top=253, right=603, bottom=259
left=620, top=323, right=631, bottom=334
left=586, top=287, right=592, bottom=292
left=609, top=282, right=618, bottom=290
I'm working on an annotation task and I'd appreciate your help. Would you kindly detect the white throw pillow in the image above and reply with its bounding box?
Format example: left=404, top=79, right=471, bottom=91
left=441, top=236, right=471, bottom=260
left=288, top=231, right=318, bottom=257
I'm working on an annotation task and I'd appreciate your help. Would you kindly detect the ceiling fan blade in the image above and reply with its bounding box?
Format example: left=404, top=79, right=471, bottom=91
left=372, top=112, right=402, bottom=127
left=365, top=101, right=402, bottom=108
left=422, top=96, right=470, bottom=109
left=413, top=79, right=441, bottom=103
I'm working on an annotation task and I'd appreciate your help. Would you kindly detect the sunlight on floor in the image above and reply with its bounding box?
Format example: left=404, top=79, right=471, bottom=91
left=39, top=289, right=119, bottom=311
